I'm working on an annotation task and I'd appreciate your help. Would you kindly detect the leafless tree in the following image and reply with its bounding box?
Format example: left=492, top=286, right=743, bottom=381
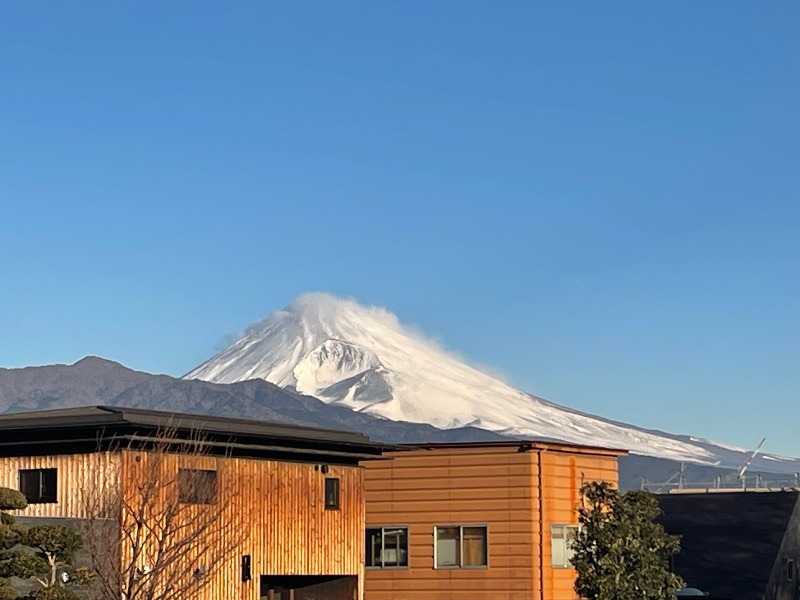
left=80, top=427, right=249, bottom=600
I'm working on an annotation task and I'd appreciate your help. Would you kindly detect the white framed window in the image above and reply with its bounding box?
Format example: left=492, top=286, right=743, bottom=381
left=434, top=525, right=488, bottom=568
left=365, top=527, right=408, bottom=568
left=551, top=524, right=580, bottom=568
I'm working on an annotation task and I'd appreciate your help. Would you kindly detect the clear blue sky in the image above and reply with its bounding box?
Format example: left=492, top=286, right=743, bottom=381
left=1, top=2, right=798, bottom=455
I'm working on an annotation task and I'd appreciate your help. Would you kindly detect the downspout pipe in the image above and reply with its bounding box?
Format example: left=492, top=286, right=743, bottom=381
left=538, top=449, right=546, bottom=600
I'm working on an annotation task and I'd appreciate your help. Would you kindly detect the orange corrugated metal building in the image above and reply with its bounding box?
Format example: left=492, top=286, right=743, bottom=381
left=363, top=440, right=626, bottom=600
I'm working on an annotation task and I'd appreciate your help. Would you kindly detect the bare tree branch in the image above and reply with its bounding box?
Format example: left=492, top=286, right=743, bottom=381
left=80, top=426, right=249, bottom=600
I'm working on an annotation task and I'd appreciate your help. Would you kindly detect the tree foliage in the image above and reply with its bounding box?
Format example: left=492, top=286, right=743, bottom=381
left=572, top=481, right=683, bottom=600
left=0, top=491, right=26, bottom=514
left=0, top=488, right=27, bottom=600
left=20, top=525, right=89, bottom=599
left=0, top=488, right=88, bottom=600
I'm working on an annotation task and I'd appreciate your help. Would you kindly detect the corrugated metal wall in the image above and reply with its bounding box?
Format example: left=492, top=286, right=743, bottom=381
left=364, top=446, right=539, bottom=600
left=363, top=444, right=621, bottom=600
left=540, top=449, right=620, bottom=600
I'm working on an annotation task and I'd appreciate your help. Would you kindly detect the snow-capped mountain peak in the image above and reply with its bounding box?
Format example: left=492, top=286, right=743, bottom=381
left=185, top=293, right=799, bottom=471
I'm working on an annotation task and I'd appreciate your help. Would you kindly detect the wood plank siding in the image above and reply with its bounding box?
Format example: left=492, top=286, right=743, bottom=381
left=363, top=443, right=623, bottom=600
left=0, top=452, right=121, bottom=519
left=119, top=450, right=365, bottom=599
left=1, top=450, right=365, bottom=600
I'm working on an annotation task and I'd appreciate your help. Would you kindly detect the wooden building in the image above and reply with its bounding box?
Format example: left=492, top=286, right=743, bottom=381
left=0, top=406, right=385, bottom=600
left=363, top=440, right=626, bottom=600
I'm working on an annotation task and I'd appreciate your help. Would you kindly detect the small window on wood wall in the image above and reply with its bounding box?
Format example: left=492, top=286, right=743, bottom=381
left=18, top=468, right=58, bottom=504
left=324, top=477, right=340, bottom=509
left=178, top=469, right=217, bottom=504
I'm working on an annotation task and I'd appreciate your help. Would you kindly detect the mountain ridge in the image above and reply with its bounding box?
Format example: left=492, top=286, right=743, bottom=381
left=1, top=356, right=797, bottom=490
left=0, top=356, right=507, bottom=443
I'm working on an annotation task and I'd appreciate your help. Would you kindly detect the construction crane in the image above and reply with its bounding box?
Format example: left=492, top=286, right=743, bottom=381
left=737, top=437, right=766, bottom=482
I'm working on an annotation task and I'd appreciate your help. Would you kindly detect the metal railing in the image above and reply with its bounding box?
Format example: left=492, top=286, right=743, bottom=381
left=640, top=471, right=800, bottom=494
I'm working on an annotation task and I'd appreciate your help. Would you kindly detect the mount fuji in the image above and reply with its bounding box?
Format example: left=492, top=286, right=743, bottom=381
left=185, top=293, right=800, bottom=473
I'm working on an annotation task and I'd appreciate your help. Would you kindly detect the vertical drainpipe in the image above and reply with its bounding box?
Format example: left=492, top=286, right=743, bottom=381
left=359, top=464, right=366, bottom=600
left=538, top=449, right=546, bottom=600
left=570, top=457, right=577, bottom=521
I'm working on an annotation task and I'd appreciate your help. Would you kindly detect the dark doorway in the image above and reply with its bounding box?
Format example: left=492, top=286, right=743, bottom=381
left=259, top=575, right=357, bottom=600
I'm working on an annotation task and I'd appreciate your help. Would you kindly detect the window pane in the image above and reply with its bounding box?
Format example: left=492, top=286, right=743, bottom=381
left=19, top=469, right=57, bottom=504
left=324, top=478, right=340, bottom=509
left=382, top=528, right=408, bottom=567
left=551, top=525, right=566, bottom=567
left=179, top=469, right=217, bottom=504
left=436, top=526, right=460, bottom=567
left=365, top=529, right=382, bottom=567
left=366, top=527, right=409, bottom=568
left=40, top=469, right=58, bottom=502
left=19, top=470, right=39, bottom=502
left=565, top=526, right=578, bottom=566
left=551, top=524, right=579, bottom=568
left=462, top=527, right=487, bottom=567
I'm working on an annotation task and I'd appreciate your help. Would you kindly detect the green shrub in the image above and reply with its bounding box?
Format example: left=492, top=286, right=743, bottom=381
left=0, top=489, right=26, bottom=512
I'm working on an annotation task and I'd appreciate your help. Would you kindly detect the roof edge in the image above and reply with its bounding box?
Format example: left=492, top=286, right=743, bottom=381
left=397, top=439, right=628, bottom=455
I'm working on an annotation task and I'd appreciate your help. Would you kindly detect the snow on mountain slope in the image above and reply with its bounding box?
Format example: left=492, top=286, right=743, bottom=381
left=185, top=293, right=798, bottom=471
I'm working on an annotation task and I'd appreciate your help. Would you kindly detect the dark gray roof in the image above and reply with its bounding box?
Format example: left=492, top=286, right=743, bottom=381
left=0, top=405, right=387, bottom=462
left=657, top=490, right=800, bottom=600
left=0, top=405, right=372, bottom=443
